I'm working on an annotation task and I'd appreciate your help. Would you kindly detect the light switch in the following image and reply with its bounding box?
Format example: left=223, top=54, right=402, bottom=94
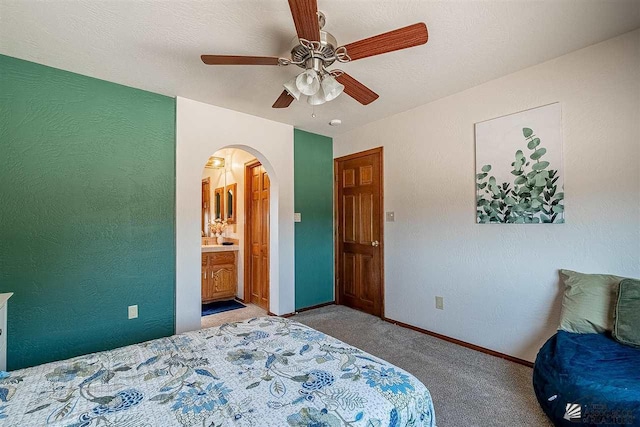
left=128, top=305, right=138, bottom=319
left=294, top=213, right=302, bottom=223
left=386, top=212, right=395, bottom=222
left=435, top=296, right=444, bottom=310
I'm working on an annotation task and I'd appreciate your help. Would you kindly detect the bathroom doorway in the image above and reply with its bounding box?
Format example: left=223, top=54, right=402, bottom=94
left=200, top=148, right=269, bottom=327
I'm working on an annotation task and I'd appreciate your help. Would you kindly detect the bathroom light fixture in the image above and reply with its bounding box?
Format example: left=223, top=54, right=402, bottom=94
left=205, top=156, right=225, bottom=169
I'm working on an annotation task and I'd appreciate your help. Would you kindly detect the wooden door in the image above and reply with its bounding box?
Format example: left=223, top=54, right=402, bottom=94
left=245, top=160, right=270, bottom=311
left=335, top=148, right=384, bottom=317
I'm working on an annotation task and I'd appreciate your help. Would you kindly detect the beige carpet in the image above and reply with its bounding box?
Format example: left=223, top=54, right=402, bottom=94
left=292, top=304, right=552, bottom=427
left=201, top=303, right=267, bottom=329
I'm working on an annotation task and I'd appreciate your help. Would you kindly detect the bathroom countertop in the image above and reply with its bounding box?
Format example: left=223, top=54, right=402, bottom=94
left=201, top=244, right=239, bottom=252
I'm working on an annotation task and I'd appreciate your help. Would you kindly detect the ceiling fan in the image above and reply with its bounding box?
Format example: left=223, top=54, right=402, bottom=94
left=201, top=0, right=428, bottom=108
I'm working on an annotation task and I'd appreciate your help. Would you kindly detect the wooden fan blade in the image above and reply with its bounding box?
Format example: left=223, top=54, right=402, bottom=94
left=272, top=90, right=295, bottom=108
left=343, top=23, right=428, bottom=61
left=335, top=73, right=379, bottom=105
left=288, top=0, right=320, bottom=41
left=201, top=55, right=281, bottom=65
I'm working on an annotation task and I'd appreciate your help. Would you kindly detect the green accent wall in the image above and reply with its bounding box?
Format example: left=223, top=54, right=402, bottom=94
left=0, top=55, right=176, bottom=370
left=294, top=129, right=334, bottom=310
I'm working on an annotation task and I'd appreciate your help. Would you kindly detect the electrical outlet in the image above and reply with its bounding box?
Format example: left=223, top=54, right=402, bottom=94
left=128, top=305, right=138, bottom=319
left=294, top=212, right=302, bottom=223
left=435, top=296, right=444, bottom=310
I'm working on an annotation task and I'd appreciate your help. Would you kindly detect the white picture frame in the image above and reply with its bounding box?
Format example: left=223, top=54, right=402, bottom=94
left=475, top=103, right=564, bottom=224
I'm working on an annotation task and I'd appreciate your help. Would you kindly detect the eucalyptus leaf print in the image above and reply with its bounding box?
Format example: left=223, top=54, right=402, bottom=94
left=475, top=104, right=564, bottom=224
left=476, top=126, right=565, bottom=224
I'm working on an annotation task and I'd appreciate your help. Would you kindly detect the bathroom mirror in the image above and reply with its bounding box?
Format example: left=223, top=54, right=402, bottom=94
left=202, top=178, right=211, bottom=236
left=225, top=183, right=237, bottom=224
left=214, top=187, right=225, bottom=221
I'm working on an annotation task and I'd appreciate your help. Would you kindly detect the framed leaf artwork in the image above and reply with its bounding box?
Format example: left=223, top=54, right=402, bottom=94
left=475, top=103, right=564, bottom=224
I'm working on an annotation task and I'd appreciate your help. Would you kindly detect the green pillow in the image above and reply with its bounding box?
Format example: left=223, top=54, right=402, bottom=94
left=613, top=279, right=640, bottom=348
left=559, top=269, right=625, bottom=334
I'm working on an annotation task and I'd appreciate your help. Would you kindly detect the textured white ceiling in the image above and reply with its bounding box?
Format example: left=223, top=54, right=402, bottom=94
left=1, top=1, right=639, bottom=137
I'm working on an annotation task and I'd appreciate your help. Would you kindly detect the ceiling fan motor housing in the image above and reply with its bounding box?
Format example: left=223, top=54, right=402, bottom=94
left=289, top=11, right=340, bottom=68
left=290, top=30, right=338, bottom=68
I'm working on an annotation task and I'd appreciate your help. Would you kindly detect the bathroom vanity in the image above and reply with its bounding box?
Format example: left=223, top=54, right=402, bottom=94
left=201, top=245, right=239, bottom=302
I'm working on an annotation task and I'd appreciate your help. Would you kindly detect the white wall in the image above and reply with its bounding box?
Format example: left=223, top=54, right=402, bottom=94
left=333, top=30, right=640, bottom=362
left=176, top=97, right=295, bottom=333
left=201, top=148, right=257, bottom=299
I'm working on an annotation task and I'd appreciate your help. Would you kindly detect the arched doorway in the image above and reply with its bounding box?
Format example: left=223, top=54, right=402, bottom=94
left=175, top=96, right=295, bottom=334
left=200, top=148, right=271, bottom=316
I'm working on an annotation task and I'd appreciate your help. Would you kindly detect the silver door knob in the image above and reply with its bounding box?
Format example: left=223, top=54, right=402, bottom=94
left=371, top=241, right=380, bottom=247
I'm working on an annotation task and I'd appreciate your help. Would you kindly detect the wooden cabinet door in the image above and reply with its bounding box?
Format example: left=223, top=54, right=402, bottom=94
left=335, top=148, right=383, bottom=317
left=201, top=254, right=215, bottom=301
left=212, top=265, right=236, bottom=295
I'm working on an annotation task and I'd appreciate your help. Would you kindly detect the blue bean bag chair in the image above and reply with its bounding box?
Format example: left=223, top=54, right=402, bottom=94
left=533, top=331, right=640, bottom=426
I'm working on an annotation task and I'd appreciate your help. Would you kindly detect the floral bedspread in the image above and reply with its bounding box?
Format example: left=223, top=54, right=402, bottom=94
left=0, top=317, right=435, bottom=426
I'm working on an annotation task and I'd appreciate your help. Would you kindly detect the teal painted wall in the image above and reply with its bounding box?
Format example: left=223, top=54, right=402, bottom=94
left=0, top=55, right=176, bottom=370
left=294, top=129, right=334, bottom=310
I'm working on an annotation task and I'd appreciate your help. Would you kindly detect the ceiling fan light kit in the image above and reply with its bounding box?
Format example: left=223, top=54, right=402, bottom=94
left=307, top=87, right=327, bottom=106
left=283, top=77, right=302, bottom=100
left=284, top=62, right=345, bottom=105
left=296, top=69, right=321, bottom=96
left=321, top=75, right=344, bottom=102
left=201, top=0, right=428, bottom=109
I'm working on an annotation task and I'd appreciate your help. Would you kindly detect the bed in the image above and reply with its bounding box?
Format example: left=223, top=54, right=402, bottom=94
left=0, top=316, right=435, bottom=426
